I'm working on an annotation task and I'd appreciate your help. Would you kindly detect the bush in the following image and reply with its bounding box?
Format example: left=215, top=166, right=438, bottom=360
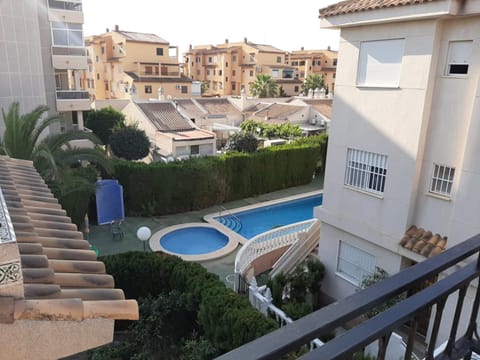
left=99, top=252, right=277, bottom=355
left=85, top=107, right=125, bottom=145
left=110, top=127, right=150, bottom=160
left=282, top=301, right=313, bottom=320
left=113, top=141, right=321, bottom=216
left=225, top=132, right=258, bottom=152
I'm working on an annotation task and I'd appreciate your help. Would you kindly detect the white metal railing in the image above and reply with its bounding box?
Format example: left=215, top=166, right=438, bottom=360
left=234, top=219, right=317, bottom=291
left=248, top=278, right=324, bottom=351
left=0, top=187, right=16, bottom=243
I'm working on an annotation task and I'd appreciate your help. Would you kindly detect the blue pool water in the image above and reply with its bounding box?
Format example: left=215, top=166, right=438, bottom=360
left=215, top=194, right=323, bottom=239
left=160, top=227, right=228, bottom=255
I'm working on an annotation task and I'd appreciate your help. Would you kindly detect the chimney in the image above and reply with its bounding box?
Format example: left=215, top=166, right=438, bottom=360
left=301, top=46, right=304, bottom=51
left=327, top=45, right=331, bottom=51
left=106, top=28, right=109, bottom=33
left=115, top=25, right=119, bottom=31
left=244, top=37, right=247, bottom=43
left=189, top=44, right=192, bottom=50
left=225, top=39, right=229, bottom=44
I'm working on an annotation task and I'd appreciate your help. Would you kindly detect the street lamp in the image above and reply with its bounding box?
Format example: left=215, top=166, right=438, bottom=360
left=136, top=226, right=151, bottom=253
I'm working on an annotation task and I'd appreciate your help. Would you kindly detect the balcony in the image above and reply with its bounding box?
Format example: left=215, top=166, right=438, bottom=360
left=52, top=47, right=88, bottom=70
left=56, top=90, right=90, bottom=111
left=217, top=234, right=480, bottom=360
left=48, top=0, right=83, bottom=23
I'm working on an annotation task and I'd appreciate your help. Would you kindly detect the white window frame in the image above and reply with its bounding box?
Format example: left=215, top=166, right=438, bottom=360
left=357, top=38, right=405, bottom=88
left=51, top=22, right=84, bottom=48
left=430, top=163, right=455, bottom=197
left=345, top=148, right=388, bottom=195
left=336, top=241, right=376, bottom=286
left=445, top=40, right=473, bottom=77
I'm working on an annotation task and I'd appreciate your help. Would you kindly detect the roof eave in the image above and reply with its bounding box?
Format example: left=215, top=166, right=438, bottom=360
left=320, top=0, right=454, bottom=29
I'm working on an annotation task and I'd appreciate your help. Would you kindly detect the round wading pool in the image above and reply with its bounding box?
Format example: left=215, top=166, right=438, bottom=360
left=160, top=227, right=228, bottom=255
left=150, top=223, right=238, bottom=261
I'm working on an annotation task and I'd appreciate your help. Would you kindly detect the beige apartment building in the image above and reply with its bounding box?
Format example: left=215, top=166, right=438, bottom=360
left=183, top=38, right=303, bottom=97
left=287, top=47, right=338, bottom=94
left=83, top=26, right=197, bottom=101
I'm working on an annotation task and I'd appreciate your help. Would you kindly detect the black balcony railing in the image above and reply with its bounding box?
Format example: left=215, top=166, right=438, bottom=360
left=56, top=90, right=89, bottom=100
left=217, top=234, right=480, bottom=360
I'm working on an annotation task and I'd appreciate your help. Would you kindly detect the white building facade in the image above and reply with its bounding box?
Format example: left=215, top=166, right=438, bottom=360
left=316, top=0, right=480, bottom=343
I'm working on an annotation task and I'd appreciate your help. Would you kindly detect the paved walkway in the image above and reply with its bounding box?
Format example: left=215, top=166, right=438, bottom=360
left=87, top=176, right=323, bottom=284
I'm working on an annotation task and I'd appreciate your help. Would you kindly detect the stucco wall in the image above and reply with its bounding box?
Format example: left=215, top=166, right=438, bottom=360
left=0, top=318, right=114, bottom=360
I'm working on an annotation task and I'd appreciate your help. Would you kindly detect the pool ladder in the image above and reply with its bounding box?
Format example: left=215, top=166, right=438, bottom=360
left=219, top=206, right=242, bottom=232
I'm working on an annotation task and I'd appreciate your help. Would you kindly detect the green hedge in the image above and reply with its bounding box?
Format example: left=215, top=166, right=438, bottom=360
left=100, top=252, right=277, bottom=354
left=113, top=140, right=324, bottom=216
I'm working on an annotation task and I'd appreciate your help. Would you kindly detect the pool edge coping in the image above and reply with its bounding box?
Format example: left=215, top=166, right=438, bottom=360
left=149, top=222, right=240, bottom=262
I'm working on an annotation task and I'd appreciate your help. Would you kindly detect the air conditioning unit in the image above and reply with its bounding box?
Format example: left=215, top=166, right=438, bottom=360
left=310, top=118, right=317, bottom=125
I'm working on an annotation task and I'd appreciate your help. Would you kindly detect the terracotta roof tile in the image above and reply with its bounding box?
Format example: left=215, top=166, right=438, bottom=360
left=115, top=30, right=168, bottom=44
left=194, top=98, right=243, bottom=117
left=0, top=155, right=138, bottom=321
left=136, top=101, right=195, bottom=131
left=400, top=225, right=447, bottom=258
left=320, top=0, right=438, bottom=17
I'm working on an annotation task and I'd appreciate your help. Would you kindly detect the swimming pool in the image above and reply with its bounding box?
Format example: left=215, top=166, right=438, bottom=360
left=160, top=226, right=228, bottom=255
left=150, top=223, right=238, bottom=261
left=214, top=193, right=323, bottom=239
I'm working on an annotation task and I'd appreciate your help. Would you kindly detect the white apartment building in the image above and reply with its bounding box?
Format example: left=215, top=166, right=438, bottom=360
left=317, top=0, right=480, bottom=343
left=0, top=0, right=89, bottom=134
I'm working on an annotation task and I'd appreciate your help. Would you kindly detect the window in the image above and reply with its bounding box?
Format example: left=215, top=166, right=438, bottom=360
left=145, top=85, right=152, bottom=94
left=357, top=38, right=405, bottom=87
left=232, top=55, right=237, bottom=62
left=195, top=56, right=201, bottom=63
left=145, top=66, right=153, bottom=75
left=333, top=59, right=338, bottom=66
left=226, top=61, right=228, bottom=67
left=232, top=70, right=236, bottom=76
left=219, top=70, right=222, bottom=76
left=196, top=69, right=200, bottom=76
left=271, top=69, right=279, bottom=78
left=283, top=69, right=293, bottom=79
left=294, top=85, right=299, bottom=92
left=95, top=55, right=99, bottom=62
left=232, top=83, right=236, bottom=91
left=276, top=56, right=282, bottom=63
left=96, top=73, right=100, bottom=80
left=190, top=145, right=199, bottom=155
left=104, top=80, right=109, bottom=91
left=225, top=77, right=228, bottom=82
left=292, top=61, right=298, bottom=66
left=181, top=86, right=188, bottom=94
left=446, top=40, right=473, bottom=76
left=101, top=46, right=105, bottom=54
left=249, top=70, right=254, bottom=77
left=156, top=48, right=163, bottom=56
left=51, top=22, right=83, bottom=47
left=208, top=57, right=213, bottom=63
left=48, top=0, right=82, bottom=11
left=430, top=164, right=455, bottom=197
left=206, top=70, right=210, bottom=76
left=300, top=61, right=305, bottom=66
left=337, top=241, right=375, bottom=286
left=345, top=148, right=388, bottom=195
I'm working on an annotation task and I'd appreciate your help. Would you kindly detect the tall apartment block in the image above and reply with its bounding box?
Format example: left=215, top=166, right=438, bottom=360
left=287, top=47, right=338, bottom=93
left=83, top=26, right=196, bottom=101
left=0, top=0, right=90, bottom=135
left=183, top=38, right=303, bottom=97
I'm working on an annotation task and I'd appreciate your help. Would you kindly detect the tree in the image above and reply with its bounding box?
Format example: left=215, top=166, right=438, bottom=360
left=250, top=74, right=278, bottom=98
left=85, top=106, right=126, bottom=145
left=225, top=132, right=258, bottom=153
left=301, top=74, right=325, bottom=96
left=1, top=102, right=112, bottom=226
left=201, top=81, right=210, bottom=95
left=304, top=257, right=325, bottom=309
left=110, top=126, right=150, bottom=160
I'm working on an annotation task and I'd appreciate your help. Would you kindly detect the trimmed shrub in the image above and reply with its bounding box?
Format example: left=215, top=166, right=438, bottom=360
left=110, top=126, right=150, bottom=160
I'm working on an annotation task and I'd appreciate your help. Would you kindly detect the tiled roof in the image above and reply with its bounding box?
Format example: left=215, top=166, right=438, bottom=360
left=194, top=98, right=242, bottom=117
left=0, top=156, right=138, bottom=322
left=116, top=30, right=168, bottom=44
left=399, top=225, right=447, bottom=258
left=136, top=102, right=195, bottom=131
left=254, top=103, right=306, bottom=121
left=302, top=99, right=333, bottom=118
left=125, top=72, right=193, bottom=83
left=319, top=0, right=438, bottom=17
left=160, top=129, right=215, bottom=141
left=248, top=42, right=285, bottom=53
left=175, top=99, right=207, bottom=119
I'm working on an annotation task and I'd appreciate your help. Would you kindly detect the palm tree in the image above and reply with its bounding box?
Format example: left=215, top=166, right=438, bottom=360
left=301, top=74, right=325, bottom=96
left=1, top=102, right=112, bottom=225
left=250, top=74, right=278, bottom=98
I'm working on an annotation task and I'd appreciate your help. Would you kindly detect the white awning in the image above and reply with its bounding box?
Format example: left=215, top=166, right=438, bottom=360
left=212, top=123, right=241, bottom=132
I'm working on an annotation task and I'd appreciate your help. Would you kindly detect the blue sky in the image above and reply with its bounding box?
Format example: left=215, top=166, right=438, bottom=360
left=82, top=0, right=341, bottom=55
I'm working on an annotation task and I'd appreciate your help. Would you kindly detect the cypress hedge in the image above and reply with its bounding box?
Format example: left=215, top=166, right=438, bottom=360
left=100, top=251, right=277, bottom=354
left=113, top=140, right=323, bottom=216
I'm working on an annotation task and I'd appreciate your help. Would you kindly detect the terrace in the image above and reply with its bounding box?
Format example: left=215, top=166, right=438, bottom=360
left=217, top=233, right=480, bottom=359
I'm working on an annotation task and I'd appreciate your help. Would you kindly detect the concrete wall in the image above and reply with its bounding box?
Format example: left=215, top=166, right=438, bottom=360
left=0, top=0, right=49, bottom=134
